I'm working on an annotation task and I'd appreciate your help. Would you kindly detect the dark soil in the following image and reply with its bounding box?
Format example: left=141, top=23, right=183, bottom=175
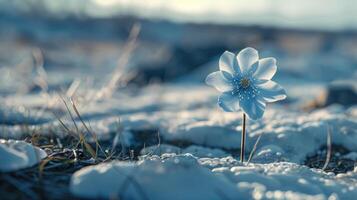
left=304, top=144, right=356, bottom=174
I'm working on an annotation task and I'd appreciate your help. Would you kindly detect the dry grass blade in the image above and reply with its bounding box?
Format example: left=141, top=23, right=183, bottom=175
left=60, top=95, right=80, bottom=134
left=322, top=126, right=332, bottom=171
left=96, top=23, right=141, bottom=99
left=247, top=133, right=263, bottom=164
left=51, top=111, right=78, bottom=139
left=59, top=95, right=86, bottom=150
left=53, top=112, right=70, bottom=133
left=84, top=141, right=97, bottom=160
left=69, top=98, right=93, bottom=138
left=38, top=158, right=53, bottom=179
left=70, top=98, right=107, bottom=158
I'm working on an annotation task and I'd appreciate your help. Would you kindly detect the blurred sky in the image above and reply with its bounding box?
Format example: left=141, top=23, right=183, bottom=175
left=0, top=0, right=356, bottom=30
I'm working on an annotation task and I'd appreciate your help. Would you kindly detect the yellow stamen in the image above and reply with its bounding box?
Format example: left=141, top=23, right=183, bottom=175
left=240, top=78, right=250, bottom=88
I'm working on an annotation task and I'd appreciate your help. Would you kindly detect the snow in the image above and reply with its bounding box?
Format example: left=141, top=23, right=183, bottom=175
left=0, top=139, right=47, bottom=172
left=70, top=153, right=357, bottom=199
left=0, top=80, right=354, bottom=200
left=251, top=145, right=285, bottom=163
left=0, top=25, right=356, bottom=198
left=140, top=144, right=229, bottom=158
left=63, top=89, right=357, bottom=199
left=182, top=145, right=229, bottom=158
left=70, top=154, right=240, bottom=200
left=140, top=144, right=181, bottom=155
left=0, top=7, right=356, bottom=200
left=1, top=84, right=356, bottom=166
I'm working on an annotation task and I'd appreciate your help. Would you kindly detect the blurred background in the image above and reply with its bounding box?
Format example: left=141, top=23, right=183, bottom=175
left=1, top=2, right=357, bottom=199
left=0, top=0, right=356, bottom=105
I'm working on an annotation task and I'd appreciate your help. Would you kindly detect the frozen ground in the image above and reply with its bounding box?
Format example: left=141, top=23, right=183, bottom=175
left=70, top=153, right=357, bottom=200
left=0, top=15, right=357, bottom=200
left=1, top=80, right=357, bottom=199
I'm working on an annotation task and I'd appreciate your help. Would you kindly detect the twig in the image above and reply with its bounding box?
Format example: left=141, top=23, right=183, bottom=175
left=322, top=126, right=332, bottom=171
left=247, top=133, right=263, bottom=164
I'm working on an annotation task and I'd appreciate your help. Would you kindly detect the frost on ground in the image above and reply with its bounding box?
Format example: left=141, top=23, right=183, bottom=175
left=70, top=154, right=240, bottom=200
left=3, top=85, right=356, bottom=163
left=70, top=153, right=357, bottom=200
left=0, top=28, right=356, bottom=199
left=0, top=139, right=47, bottom=172
left=1, top=82, right=357, bottom=199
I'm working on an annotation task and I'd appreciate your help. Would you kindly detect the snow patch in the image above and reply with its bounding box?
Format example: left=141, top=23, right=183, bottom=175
left=70, top=154, right=357, bottom=199
left=70, top=154, right=239, bottom=200
left=140, top=144, right=229, bottom=158
left=0, top=139, right=47, bottom=172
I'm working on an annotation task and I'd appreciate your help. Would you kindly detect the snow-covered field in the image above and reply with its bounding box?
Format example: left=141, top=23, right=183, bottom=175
left=1, top=78, right=357, bottom=199
left=1, top=11, right=357, bottom=200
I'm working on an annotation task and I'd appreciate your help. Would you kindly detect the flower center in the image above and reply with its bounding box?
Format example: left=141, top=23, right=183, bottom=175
left=240, top=78, right=250, bottom=89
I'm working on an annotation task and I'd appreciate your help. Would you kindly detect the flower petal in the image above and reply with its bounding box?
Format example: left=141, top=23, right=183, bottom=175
left=256, top=80, right=287, bottom=102
left=237, top=47, right=259, bottom=74
left=218, top=92, right=239, bottom=112
left=248, top=62, right=259, bottom=75
left=205, top=71, right=233, bottom=92
left=219, top=51, right=240, bottom=75
left=239, top=96, right=266, bottom=120
left=253, top=58, right=277, bottom=80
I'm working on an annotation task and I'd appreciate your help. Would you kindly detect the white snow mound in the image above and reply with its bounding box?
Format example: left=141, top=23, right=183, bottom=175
left=70, top=154, right=240, bottom=200
left=70, top=154, right=357, bottom=200
left=0, top=139, right=47, bottom=172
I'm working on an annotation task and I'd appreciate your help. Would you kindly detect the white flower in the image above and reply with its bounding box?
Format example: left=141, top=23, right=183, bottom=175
left=206, top=47, right=286, bottom=120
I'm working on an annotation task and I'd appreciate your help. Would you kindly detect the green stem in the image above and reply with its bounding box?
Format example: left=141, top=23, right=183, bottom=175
left=240, top=113, right=246, bottom=163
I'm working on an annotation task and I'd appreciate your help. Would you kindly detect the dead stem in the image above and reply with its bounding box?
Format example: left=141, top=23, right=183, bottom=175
left=70, top=98, right=108, bottom=159
left=322, top=126, right=332, bottom=171
left=247, top=133, right=263, bottom=164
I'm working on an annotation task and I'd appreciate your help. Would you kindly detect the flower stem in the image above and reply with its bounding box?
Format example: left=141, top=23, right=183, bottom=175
left=240, top=113, right=246, bottom=163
